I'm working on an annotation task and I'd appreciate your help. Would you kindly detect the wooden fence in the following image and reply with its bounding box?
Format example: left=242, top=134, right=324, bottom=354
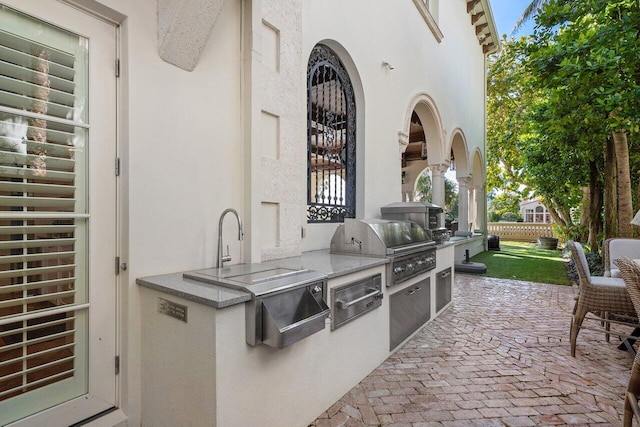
left=487, top=222, right=554, bottom=242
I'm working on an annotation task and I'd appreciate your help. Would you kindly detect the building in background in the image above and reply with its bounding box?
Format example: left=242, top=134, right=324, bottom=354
left=520, top=198, right=553, bottom=223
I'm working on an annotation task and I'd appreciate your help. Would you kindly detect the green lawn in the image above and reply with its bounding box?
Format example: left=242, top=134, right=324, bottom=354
left=469, top=240, right=572, bottom=286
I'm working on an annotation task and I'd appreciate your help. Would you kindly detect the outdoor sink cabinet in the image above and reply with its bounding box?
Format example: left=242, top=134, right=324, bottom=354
left=136, top=245, right=455, bottom=426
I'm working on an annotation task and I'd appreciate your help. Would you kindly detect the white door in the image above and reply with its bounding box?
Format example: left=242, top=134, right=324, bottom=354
left=0, top=1, right=117, bottom=425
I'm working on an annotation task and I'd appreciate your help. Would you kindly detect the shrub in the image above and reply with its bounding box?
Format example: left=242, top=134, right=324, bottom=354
left=501, top=212, right=520, bottom=222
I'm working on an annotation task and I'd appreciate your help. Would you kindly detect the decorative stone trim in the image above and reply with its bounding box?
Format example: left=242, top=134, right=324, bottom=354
left=412, top=0, right=444, bottom=42
left=157, top=0, right=227, bottom=71
left=467, top=0, right=499, bottom=55
left=458, top=177, right=472, bottom=189
left=429, top=163, right=448, bottom=177
left=398, top=131, right=409, bottom=157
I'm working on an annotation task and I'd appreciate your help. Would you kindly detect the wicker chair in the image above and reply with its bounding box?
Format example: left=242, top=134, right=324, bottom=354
left=568, top=241, right=637, bottom=357
left=604, top=238, right=640, bottom=278
left=618, top=257, right=640, bottom=426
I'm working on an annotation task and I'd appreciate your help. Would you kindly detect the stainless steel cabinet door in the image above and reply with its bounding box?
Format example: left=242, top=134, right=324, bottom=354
left=389, top=277, right=430, bottom=350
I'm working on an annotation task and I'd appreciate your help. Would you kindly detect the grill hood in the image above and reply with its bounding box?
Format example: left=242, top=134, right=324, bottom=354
left=330, top=218, right=434, bottom=256
left=380, top=201, right=443, bottom=214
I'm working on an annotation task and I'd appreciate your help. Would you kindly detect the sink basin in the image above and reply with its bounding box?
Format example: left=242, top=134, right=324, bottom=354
left=192, top=263, right=273, bottom=279
left=183, top=264, right=327, bottom=298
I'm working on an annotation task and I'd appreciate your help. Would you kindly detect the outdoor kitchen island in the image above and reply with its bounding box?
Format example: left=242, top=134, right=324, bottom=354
left=137, top=244, right=454, bottom=426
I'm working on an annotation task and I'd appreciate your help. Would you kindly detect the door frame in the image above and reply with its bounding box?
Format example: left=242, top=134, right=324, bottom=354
left=0, top=1, right=122, bottom=425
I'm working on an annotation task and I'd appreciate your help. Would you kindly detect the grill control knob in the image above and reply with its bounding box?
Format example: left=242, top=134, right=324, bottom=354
left=393, top=267, right=405, bottom=274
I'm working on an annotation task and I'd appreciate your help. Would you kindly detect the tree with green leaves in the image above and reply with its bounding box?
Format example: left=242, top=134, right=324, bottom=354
left=444, top=177, right=458, bottom=220
left=487, top=190, right=522, bottom=222
left=415, top=171, right=432, bottom=203
left=488, top=35, right=600, bottom=243
left=525, top=0, right=640, bottom=238
left=486, top=37, right=531, bottom=198
left=488, top=0, right=640, bottom=248
left=512, top=0, right=548, bottom=35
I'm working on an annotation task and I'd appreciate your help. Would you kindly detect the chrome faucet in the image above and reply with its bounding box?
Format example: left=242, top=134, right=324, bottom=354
left=217, top=208, right=244, bottom=268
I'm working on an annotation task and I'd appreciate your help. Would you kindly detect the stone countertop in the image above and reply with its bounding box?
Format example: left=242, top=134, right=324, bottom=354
left=136, top=250, right=389, bottom=309
left=434, top=241, right=455, bottom=248
left=262, top=249, right=389, bottom=279
left=448, top=234, right=484, bottom=244
left=136, top=273, right=251, bottom=309
left=137, top=244, right=459, bottom=308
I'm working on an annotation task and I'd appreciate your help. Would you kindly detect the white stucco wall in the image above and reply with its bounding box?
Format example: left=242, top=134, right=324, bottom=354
left=59, top=0, right=244, bottom=424
left=122, top=0, right=244, bottom=276
left=301, top=0, right=488, bottom=251
left=129, top=3, right=243, bottom=425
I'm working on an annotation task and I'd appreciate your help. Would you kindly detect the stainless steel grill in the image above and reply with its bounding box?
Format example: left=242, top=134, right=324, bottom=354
left=381, top=201, right=443, bottom=231
left=381, top=201, right=450, bottom=244
left=330, top=218, right=436, bottom=286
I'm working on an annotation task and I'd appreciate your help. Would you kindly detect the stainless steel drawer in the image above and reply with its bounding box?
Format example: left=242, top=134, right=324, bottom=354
left=331, top=274, right=383, bottom=330
left=389, top=277, right=430, bottom=350
left=436, top=268, right=452, bottom=312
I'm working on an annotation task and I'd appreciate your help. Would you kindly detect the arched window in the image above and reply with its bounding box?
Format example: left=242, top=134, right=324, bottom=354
left=535, top=205, right=544, bottom=223
left=307, top=44, right=356, bottom=223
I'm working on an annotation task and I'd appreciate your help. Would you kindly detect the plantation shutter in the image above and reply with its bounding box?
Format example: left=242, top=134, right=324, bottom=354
left=0, top=5, right=89, bottom=408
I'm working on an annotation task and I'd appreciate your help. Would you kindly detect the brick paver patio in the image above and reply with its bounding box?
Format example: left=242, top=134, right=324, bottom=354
left=312, top=274, right=634, bottom=426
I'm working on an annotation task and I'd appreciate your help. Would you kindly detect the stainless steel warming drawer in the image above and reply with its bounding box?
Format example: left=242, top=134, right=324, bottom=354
left=389, top=277, right=431, bottom=350
left=331, top=274, right=383, bottom=330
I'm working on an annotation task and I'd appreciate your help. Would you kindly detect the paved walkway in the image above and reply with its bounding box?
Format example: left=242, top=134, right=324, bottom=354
left=312, top=275, right=634, bottom=426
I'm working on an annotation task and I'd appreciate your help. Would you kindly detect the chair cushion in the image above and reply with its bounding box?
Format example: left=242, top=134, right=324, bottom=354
left=610, top=268, right=622, bottom=278
left=608, top=239, right=640, bottom=271
left=591, top=275, right=626, bottom=288
left=573, top=242, right=591, bottom=281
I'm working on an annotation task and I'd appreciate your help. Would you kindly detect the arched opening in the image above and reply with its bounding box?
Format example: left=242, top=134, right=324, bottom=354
left=306, top=44, right=356, bottom=223
left=413, top=166, right=432, bottom=202
left=449, top=130, right=472, bottom=232
left=450, top=130, right=469, bottom=178
left=400, top=94, right=444, bottom=204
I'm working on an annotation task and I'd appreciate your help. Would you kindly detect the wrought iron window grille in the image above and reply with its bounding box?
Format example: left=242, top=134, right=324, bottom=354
left=307, top=45, right=356, bottom=223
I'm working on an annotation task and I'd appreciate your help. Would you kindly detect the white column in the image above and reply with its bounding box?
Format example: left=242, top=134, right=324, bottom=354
left=402, top=190, right=416, bottom=202
left=458, top=177, right=471, bottom=233
left=468, top=185, right=476, bottom=231
left=430, top=164, right=446, bottom=208
left=429, top=164, right=447, bottom=228
left=474, top=184, right=486, bottom=230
